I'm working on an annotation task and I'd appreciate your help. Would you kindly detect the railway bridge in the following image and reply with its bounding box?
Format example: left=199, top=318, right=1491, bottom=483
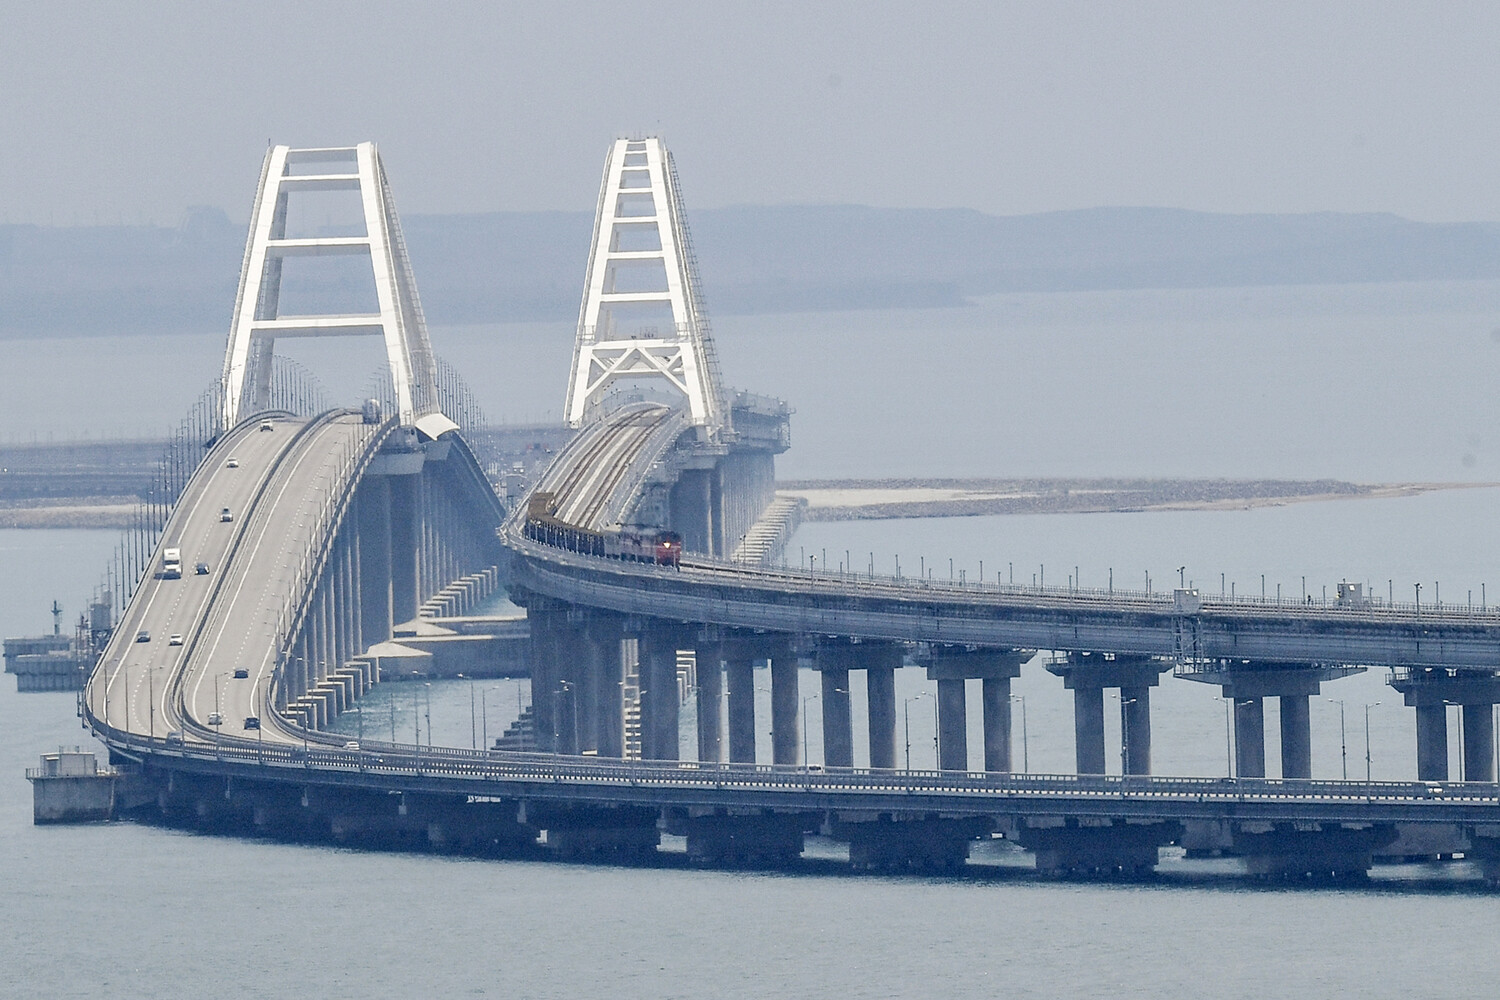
left=80, top=138, right=1500, bottom=881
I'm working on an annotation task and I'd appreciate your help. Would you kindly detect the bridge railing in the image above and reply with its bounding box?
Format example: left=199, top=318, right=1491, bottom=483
left=507, top=526, right=1500, bottom=630
left=101, top=724, right=1500, bottom=810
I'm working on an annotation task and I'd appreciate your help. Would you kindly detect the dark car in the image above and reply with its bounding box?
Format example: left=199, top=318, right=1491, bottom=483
left=243, top=717, right=260, bottom=731
left=233, top=668, right=249, bottom=679
left=135, top=629, right=150, bottom=643
left=195, top=561, right=210, bottom=575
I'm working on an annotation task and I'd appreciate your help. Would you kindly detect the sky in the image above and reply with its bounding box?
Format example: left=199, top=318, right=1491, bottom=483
left=5, top=1, right=1500, bottom=227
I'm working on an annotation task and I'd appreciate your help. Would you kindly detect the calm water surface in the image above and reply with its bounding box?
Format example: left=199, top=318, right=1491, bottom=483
left=7, top=281, right=1500, bottom=997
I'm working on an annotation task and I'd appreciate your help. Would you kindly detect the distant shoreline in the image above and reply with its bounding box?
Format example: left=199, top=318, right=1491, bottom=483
left=778, top=478, right=1495, bottom=521
left=1, top=480, right=1490, bottom=529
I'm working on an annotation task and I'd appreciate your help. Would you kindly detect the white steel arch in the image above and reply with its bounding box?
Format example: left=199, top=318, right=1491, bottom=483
left=221, top=143, right=450, bottom=432
left=565, top=137, right=726, bottom=436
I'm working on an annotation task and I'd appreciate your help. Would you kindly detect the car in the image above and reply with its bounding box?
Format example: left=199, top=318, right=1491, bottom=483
left=259, top=420, right=274, bottom=432
left=135, top=629, right=150, bottom=643
left=343, top=741, right=361, bottom=751
left=195, top=561, right=210, bottom=575
left=243, top=717, right=260, bottom=730
left=165, top=730, right=183, bottom=744
left=233, top=668, right=249, bottom=679
left=220, top=507, right=233, bottom=522
left=226, top=456, right=239, bottom=468
left=168, top=633, right=183, bottom=646
left=207, top=712, right=223, bottom=726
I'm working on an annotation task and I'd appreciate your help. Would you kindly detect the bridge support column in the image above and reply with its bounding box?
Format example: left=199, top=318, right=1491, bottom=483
left=935, top=680, right=967, bottom=771
left=770, top=648, right=799, bottom=766
left=866, top=651, right=899, bottom=771
left=388, top=472, right=421, bottom=625
left=525, top=603, right=564, bottom=753
left=357, top=477, right=393, bottom=649
left=1280, top=693, right=1312, bottom=779
left=587, top=618, right=625, bottom=758
left=1073, top=687, right=1106, bottom=775
left=696, top=644, right=723, bottom=763
left=1391, top=669, right=1500, bottom=783
left=1235, top=698, right=1266, bottom=778
left=1464, top=704, right=1495, bottom=784
left=1048, top=653, right=1169, bottom=775
left=637, top=624, right=687, bottom=761
left=726, top=656, right=756, bottom=764
left=821, top=666, right=853, bottom=768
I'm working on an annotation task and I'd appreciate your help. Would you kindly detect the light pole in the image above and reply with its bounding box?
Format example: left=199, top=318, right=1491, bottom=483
left=903, top=692, right=930, bottom=771
left=1217, top=696, right=1234, bottom=778
left=801, top=692, right=819, bottom=769
left=1010, top=694, right=1028, bottom=772
left=424, top=682, right=433, bottom=755
left=1112, top=694, right=1137, bottom=776
left=1364, top=701, right=1381, bottom=782
left=463, top=674, right=476, bottom=750
left=1328, top=698, right=1347, bottom=779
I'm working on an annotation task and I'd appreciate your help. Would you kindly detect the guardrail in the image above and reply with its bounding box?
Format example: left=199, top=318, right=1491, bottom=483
left=506, top=525, right=1500, bottom=632
left=94, top=726, right=1500, bottom=810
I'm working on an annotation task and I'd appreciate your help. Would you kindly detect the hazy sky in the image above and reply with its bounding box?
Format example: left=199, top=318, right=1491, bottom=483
left=4, top=1, right=1500, bottom=226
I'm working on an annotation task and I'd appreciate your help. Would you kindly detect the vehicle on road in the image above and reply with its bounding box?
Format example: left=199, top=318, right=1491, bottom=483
left=168, top=633, right=183, bottom=646
left=220, top=507, right=233, bottom=522
left=165, top=730, right=183, bottom=745
left=233, top=668, right=249, bottom=679
left=226, top=457, right=239, bottom=468
left=207, top=712, right=223, bottom=726
left=259, top=420, right=274, bottom=431
left=135, top=630, right=150, bottom=643
left=343, top=741, right=361, bottom=751
left=195, top=561, right=210, bottom=575
left=161, top=547, right=182, bottom=579
left=243, top=717, right=260, bottom=730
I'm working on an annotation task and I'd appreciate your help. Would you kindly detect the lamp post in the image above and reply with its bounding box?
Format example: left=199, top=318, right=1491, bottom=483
left=904, top=691, right=931, bottom=772
left=424, top=682, right=433, bottom=755
left=1364, top=701, right=1381, bottom=783
left=801, top=692, right=819, bottom=769
left=1010, top=694, right=1028, bottom=773
left=1327, top=698, right=1347, bottom=779
left=1217, top=696, right=1234, bottom=778
left=1112, top=693, right=1137, bottom=776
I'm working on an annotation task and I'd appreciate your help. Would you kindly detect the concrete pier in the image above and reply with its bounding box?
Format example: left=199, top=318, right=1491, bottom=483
left=1048, top=653, right=1169, bottom=775
left=821, top=665, right=853, bottom=768
left=866, top=655, right=898, bottom=770
left=1180, top=661, right=1362, bottom=779
left=925, top=646, right=1023, bottom=773
left=696, top=643, right=723, bottom=763
left=770, top=650, right=799, bottom=765
left=726, top=655, right=756, bottom=764
left=637, top=625, right=686, bottom=761
left=1390, top=669, right=1500, bottom=782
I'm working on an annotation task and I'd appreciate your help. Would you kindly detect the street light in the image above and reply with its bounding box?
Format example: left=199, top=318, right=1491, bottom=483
left=1217, top=696, right=1234, bottom=778
left=801, top=692, right=819, bottom=769
left=1010, top=694, right=1028, bottom=773
left=1327, top=698, right=1348, bottom=780
left=1111, top=693, right=1137, bottom=775
left=1364, top=702, right=1381, bottom=783
left=904, top=691, right=931, bottom=772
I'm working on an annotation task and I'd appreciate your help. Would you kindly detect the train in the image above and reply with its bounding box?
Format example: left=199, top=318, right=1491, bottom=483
left=524, top=492, right=682, bottom=567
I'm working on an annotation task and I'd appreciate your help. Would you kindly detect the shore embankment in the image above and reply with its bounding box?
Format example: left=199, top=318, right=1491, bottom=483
left=777, top=478, right=1492, bottom=521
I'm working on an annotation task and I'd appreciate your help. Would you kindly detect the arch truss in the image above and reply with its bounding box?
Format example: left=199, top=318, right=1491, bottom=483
left=565, top=137, right=726, bottom=437
left=221, top=142, right=452, bottom=434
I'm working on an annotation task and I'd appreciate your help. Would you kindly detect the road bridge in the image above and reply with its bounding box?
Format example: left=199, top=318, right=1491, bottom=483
left=77, top=136, right=1500, bottom=883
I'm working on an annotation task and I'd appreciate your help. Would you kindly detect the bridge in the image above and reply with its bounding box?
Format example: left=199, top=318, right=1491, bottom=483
left=80, top=138, right=1500, bottom=881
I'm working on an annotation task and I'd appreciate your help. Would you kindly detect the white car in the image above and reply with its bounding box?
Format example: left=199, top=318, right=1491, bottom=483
left=168, top=633, right=183, bottom=646
left=343, top=741, right=361, bottom=751
left=226, top=457, right=239, bottom=468
left=207, top=712, right=223, bottom=726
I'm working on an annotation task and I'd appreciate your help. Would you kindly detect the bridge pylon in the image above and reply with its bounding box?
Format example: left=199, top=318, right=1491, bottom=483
left=220, top=143, right=454, bottom=435
left=565, top=137, right=727, bottom=438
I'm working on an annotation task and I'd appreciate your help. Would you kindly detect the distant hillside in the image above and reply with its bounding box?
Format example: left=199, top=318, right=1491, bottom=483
left=4, top=205, right=1500, bottom=336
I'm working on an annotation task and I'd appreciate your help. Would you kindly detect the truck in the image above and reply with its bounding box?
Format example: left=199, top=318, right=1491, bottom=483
left=161, top=547, right=182, bottom=579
